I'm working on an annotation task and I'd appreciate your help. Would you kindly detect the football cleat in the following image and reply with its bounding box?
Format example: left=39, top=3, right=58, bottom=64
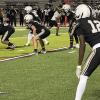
left=33, top=50, right=38, bottom=55
left=6, top=44, right=16, bottom=50
left=40, top=50, right=46, bottom=54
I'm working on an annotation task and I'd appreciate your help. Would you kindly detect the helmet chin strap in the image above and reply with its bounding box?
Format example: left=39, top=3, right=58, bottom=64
left=81, top=13, right=83, bottom=19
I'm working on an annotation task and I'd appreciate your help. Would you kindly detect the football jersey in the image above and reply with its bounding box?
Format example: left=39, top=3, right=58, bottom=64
left=51, top=11, right=61, bottom=21
left=66, top=11, right=75, bottom=23
left=28, top=21, right=47, bottom=34
left=0, top=23, right=4, bottom=34
left=75, top=17, right=100, bottom=47
left=44, top=9, right=50, bottom=16
left=29, top=12, right=41, bottom=22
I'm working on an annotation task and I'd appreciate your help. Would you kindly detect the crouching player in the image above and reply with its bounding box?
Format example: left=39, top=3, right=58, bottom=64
left=24, top=6, right=49, bottom=46
left=24, top=14, right=50, bottom=55
left=0, top=20, right=15, bottom=49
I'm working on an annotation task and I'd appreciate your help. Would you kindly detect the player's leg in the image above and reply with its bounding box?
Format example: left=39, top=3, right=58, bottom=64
left=43, top=38, right=49, bottom=45
left=68, top=21, right=75, bottom=49
left=1, top=26, right=15, bottom=49
left=39, top=29, right=50, bottom=54
left=39, top=39, right=46, bottom=54
left=68, top=34, right=74, bottom=49
left=32, top=36, right=38, bottom=55
left=75, top=48, right=100, bottom=100
left=56, top=22, right=60, bottom=36
left=75, top=75, right=88, bottom=100
left=56, top=26, right=59, bottom=36
left=74, top=33, right=79, bottom=48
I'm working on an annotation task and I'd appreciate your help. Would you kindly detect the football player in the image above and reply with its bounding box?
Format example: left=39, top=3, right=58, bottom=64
left=62, top=4, right=79, bottom=49
left=49, top=5, right=62, bottom=36
left=0, top=15, right=15, bottom=49
left=73, top=4, right=100, bottom=100
left=24, top=14, right=50, bottom=54
left=24, top=6, right=49, bottom=46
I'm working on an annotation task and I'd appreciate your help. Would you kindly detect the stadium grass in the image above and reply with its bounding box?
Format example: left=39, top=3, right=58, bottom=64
left=0, top=27, right=100, bottom=100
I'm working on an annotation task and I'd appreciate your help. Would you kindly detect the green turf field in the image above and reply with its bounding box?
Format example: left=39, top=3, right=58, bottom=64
left=0, top=27, right=100, bottom=100
left=0, top=27, right=69, bottom=59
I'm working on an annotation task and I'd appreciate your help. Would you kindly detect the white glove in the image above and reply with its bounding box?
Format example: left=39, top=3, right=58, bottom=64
left=76, top=66, right=81, bottom=79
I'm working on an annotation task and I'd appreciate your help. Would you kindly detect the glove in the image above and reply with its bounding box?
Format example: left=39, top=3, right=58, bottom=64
left=76, top=65, right=81, bottom=79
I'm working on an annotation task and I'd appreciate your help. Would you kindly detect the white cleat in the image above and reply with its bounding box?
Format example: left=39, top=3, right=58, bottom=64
left=41, top=50, right=46, bottom=54
left=32, top=51, right=38, bottom=55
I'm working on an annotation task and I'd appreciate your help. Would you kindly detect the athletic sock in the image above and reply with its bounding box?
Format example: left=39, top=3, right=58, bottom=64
left=75, top=75, right=88, bottom=100
left=42, top=48, right=45, bottom=51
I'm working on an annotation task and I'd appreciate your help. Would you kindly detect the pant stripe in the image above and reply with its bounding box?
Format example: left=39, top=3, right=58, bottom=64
left=2, top=31, right=8, bottom=41
left=82, top=49, right=96, bottom=75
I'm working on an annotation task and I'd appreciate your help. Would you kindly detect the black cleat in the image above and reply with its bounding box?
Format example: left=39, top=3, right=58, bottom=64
left=6, top=44, right=16, bottom=50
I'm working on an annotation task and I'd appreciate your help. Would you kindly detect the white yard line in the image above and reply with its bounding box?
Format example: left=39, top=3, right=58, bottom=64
left=15, top=29, right=26, bottom=31
left=0, top=47, right=68, bottom=62
left=68, top=50, right=76, bottom=54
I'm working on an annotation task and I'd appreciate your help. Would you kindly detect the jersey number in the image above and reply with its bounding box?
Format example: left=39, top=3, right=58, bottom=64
left=88, top=20, right=100, bottom=33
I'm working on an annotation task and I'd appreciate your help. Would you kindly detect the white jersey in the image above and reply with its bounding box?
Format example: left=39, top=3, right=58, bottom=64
left=44, top=9, right=50, bottom=16
left=32, top=10, right=38, bottom=17
left=51, top=11, right=61, bottom=21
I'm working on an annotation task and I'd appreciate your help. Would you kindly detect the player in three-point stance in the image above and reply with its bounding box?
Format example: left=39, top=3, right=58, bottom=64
left=24, top=14, right=50, bottom=55
left=24, top=6, right=49, bottom=46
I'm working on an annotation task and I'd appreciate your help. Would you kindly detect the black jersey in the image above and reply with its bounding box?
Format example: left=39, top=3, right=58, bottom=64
left=66, top=11, right=75, bottom=23
left=0, top=23, right=4, bottom=35
left=0, top=18, right=4, bottom=34
left=75, top=17, right=100, bottom=47
left=66, top=11, right=76, bottom=33
left=29, top=12, right=41, bottom=23
left=28, top=21, right=47, bottom=34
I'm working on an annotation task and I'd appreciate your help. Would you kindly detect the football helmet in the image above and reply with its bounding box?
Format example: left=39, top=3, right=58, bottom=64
left=24, top=6, right=32, bottom=13
left=62, top=4, right=71, bottom=13
left=24, top=14, right=33, bottom=23
left=75, top=4, right=91, bottom=20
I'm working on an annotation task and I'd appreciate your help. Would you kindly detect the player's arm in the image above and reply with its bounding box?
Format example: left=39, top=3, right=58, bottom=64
left=78, top=34, right=86, bottom=66
left=31, top=25, right=39, bottom=40
left=31, top=25, right=36, bottom=35
left=76, top=34, right=86, bottom=79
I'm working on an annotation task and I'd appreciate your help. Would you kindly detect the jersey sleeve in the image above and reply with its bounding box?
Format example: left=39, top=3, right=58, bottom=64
left=75, top=23, right=84, bottom=36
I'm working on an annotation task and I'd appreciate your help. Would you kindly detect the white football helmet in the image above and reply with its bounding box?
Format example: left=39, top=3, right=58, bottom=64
left=24, top=14, right=33, bottom=23
left=62, top=4, right=71, bottom=13
left=75, top=4, right=92, bottom=20
left=24, top=6, right=32, bottom=13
